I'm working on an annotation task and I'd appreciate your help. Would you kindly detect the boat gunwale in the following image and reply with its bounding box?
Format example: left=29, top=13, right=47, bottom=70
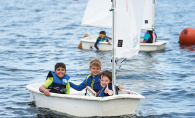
left=81, top=39, right=112, bottom=44
left=81, top=35, right=168, bottom=46
left=26, top=83, right=145, bottom=101
left=140, top=40, right=169, bottom=46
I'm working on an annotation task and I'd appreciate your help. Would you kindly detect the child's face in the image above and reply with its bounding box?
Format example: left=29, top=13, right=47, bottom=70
left=99, top=34, right=105, bottom=39
left=90, top=66, right=101, bottom=77
left=100, top=75, right=111, bottom=88
left=55, top=67, right=66, bottom=79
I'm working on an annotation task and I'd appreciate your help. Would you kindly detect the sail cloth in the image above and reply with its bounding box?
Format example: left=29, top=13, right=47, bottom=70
left=115, top=0, right=145, bottom=58
left=81, top=0, right=145, bottom=58
left=80, top=0, right=112, bottom=28
left=141, top=0, right=155, bottom=30
left=80, top=0, right=153, bottom=30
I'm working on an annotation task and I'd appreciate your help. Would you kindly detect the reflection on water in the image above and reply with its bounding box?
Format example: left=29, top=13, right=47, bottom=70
left=179, top=44, right=195, bottom=52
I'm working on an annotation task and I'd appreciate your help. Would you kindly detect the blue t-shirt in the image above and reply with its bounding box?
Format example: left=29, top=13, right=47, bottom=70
left=144, top=33, right=150, bottom=40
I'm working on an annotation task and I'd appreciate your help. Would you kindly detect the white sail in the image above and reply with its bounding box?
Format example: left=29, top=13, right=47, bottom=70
left=81, top=0, right=153, bottom=30
left=141, top=0, right=155, bottom=30
left=80, top=0, right=112, bottom=28
left=115, top=0, right=145, bottom=58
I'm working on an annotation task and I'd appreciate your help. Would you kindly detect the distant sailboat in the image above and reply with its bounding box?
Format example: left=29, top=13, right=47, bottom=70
left=79, top=0, right=168, bottom=51
left=26, top=0, right=145, bottom=117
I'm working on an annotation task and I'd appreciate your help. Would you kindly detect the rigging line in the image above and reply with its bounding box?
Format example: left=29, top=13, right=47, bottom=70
left=115, top=58, right=127, bottom=74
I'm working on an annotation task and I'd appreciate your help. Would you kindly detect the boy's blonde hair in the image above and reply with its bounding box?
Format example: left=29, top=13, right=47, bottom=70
left=90, top=59, right=101, bottom=69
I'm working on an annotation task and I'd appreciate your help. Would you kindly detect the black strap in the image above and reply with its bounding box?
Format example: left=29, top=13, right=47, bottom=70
left=51, top=83, right=66, bottom=88
left=115, top=85, right=118, bottom=95
left=46, top=71, right=53, bottom=80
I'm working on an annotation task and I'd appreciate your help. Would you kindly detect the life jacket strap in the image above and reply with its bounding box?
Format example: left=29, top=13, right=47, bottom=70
left=96, top=90, right=101, bottom=97
left=51, top=83, right=66, bottom=88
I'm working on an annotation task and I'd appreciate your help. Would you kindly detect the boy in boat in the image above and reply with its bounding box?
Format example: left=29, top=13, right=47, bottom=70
left=69, top=59, right=124, bottom=93
left=141, top=30, right=157, bottom=43
left=96, top=70, right=116, bottom=97
left=94, top=31, right=111, bottom=51
left=39, top=62, right=70, bottom=96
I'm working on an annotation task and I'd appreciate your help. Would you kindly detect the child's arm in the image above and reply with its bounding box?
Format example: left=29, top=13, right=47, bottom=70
left=69, top=79, right=86, bottom=91
left=39, top=85, right=51, bottom=96
left=106, top=36, right=112, bottom=40
left=105, top=36, right=111, bottom=44
left=118, top=86, right=125, bottom=91
left=39, top=77, right=53, bottom=96
left=94, top=38, right=100, bottom=50
left=141, top=33, right=150, bottom=43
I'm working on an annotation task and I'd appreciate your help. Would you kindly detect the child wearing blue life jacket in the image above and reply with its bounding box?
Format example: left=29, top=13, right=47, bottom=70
left=69, top=59, right=124, bottom=93
left=39, top=62, right=70, bottom=96
left=96, top=70, right=117, bottom=97
left=94, top=31, right=111, bottom=50
left=141, top=30, right=157, bottom=43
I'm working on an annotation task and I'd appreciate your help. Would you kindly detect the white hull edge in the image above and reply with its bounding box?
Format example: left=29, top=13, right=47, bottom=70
left=26, top=83, right=144, bottom=117
left=140, top=40, right=169, bottom=51
left=80, top=35, right=168, bottom=51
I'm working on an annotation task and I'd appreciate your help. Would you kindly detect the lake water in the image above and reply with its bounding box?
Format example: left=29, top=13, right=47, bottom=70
left=0, top=0, right=195, bottom=118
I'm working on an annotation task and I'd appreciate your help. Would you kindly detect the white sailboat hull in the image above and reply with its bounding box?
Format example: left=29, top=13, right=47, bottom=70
left=81, top=35, right=112, bottom=51
left=26, top=83, right=144, bottom=117
left=140, top=40, right=169, bottom=51
left=80, top=35, right=168, bottom=51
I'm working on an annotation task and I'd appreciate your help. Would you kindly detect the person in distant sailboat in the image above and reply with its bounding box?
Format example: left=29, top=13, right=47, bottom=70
left=141, top=30, right=157, bottom=43
left=94, top=31, right=111, bottom=50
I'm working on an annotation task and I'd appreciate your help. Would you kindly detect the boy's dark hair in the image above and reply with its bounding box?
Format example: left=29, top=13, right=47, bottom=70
left=99, top=31, right=106, bottom=35
left=99, top=70, right=112, bottom=82
left=55, top=62, right=66, bottom=70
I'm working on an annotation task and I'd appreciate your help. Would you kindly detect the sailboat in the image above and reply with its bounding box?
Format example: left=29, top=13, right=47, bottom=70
left=26, top=0, right=145, bottom=117
left=79, top=0, right=168, bottom=51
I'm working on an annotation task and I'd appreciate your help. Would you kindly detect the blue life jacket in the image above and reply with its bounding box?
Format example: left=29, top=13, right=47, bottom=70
left=48, top=71, right=70, bottom=93
left=85, top=74, right=102, bottom=92
left=98, top=36, right=108, bottom=42
left=96, top=84, right=118, bottom=97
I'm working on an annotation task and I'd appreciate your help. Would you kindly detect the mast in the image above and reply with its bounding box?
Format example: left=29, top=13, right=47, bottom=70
left=111, top=0, right=116, bottom=95
left=153, top=0, right=156, bottom=43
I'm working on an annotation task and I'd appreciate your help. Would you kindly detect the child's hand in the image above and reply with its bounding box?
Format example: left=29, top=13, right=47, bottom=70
left=44, top=89, right=50, bottom=96
left=108, top=41, right=111, bottom=44
left=104, top=84, right=113, bottom=95
left=118, top=86, right=125, bottom=91
left=104, top=84, right=109, bottom=93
